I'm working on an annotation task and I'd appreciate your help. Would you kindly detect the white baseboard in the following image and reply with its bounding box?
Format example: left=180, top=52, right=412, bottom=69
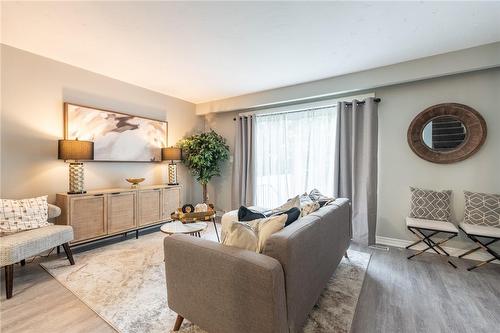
left=375, top=236, right=498, bottom=264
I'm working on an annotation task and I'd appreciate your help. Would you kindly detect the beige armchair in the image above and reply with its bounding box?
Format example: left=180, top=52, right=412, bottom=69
left=0, top=204, right=75, bottom=299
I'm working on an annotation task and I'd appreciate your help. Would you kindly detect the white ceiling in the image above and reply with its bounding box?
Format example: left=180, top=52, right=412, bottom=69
left=2, top=2, right=500, bottom=103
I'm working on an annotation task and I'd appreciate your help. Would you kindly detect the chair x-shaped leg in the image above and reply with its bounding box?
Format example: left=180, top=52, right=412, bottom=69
left=457, top=231, right=499, bottom=271
left=406, top=227, right=458, bottom=267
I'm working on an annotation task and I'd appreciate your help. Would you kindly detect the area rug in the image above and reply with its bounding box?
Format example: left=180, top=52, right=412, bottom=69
left=41, top=232, right=370, bottom=333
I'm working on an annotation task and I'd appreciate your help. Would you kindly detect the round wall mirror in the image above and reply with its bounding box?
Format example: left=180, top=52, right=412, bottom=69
left=421, top=116, right=467, bottom=151
left=407, top=103, right=487, bottom=164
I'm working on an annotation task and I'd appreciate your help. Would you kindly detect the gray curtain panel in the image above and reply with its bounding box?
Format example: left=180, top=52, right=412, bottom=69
left=334, top=98, right=378, bottom=245
left=232, top=115, right=255, bottom=209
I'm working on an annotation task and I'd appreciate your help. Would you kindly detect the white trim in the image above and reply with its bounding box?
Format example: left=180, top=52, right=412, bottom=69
left=238, top=92, right=375, bottom=117
left=376, top=236, right=498, bottom=264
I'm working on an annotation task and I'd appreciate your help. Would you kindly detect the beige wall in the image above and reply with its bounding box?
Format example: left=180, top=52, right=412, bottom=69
left=205, top=69, right=500, bottom=249
left=376, top=69, right=499, bottom=248
left=1, top=44, right=203, bottom=203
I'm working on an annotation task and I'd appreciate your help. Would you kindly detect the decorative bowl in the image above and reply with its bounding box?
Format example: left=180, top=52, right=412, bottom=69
left=125, top=178, right=145, bottom=188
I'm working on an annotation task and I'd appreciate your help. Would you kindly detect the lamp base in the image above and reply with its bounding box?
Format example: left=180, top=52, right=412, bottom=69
left=167, top=183, right=179, bottom=186
left=168, top=163, right=178, bottom=185
left=68, top=162, right=86, bottom=194
left=67, top=190, right=87, bottom=194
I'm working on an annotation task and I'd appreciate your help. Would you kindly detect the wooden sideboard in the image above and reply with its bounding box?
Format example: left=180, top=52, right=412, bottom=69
left=56, top=185, right=181, bottom=245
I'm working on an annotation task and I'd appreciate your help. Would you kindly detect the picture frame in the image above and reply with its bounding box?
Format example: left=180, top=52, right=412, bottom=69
left=64, top=103, right=168, bottom=162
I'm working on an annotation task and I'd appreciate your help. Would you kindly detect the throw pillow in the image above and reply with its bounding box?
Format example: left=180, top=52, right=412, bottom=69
left=0, top=195, right=50, bottom=235
left=409, top=187, right=452, bottom=221
left=237, top=206, right=267, bottom=221
left=222, top=221, right=258, bottom=251
left=274, top=195, right=300, bottom=212
left=309, top=189, right=336, bottom=207
left=281, top=207, right=301, bottom=226
left=222, top=215, right=286, bottom=253
left=463, top=191, right=500, bottom=227
left=299, top=194, right=320, bottom=217
left=252, top=215, right=287, bottom=252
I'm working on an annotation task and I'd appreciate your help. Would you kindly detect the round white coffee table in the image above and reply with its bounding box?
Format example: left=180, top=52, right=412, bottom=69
left=160, top=221, right=208, bottom=237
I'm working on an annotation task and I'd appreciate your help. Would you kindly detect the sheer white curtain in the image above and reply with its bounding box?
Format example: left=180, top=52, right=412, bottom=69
left=254, top=106, right=337, bottom=208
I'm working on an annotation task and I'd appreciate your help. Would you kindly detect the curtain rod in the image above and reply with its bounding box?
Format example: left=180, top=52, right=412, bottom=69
left=345, top=97, right=381, bottom=105
left=233, top=98, right=381, bottom=120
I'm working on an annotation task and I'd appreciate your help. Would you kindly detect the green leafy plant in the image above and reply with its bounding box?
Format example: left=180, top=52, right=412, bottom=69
left=178, top=130, right=230, bottom=203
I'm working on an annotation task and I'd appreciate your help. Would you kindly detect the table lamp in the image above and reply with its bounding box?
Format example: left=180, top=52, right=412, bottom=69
left=58, top=139, right=94, bottom=194
left=161, top=147, right=182, bottom=185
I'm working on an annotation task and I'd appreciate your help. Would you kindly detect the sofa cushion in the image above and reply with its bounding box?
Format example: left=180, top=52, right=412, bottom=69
left=0, top=225, right=74, bottom=266
left=238, top=206, right=266, bottom=221
left=463, top=191, right=500, bottom=227
left=0, top=196, right=51, bottom=235
left=409, top=187, right=452, bottom=221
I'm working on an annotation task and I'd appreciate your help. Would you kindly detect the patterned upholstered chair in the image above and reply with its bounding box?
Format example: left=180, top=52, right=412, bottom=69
left=405, top=187, right=458, bottom=267
left=0, top=204, right=74, bottom=299
left=456, top=191, right=500, bottom=271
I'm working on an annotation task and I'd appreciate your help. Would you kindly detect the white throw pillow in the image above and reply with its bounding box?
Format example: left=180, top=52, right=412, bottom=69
left=0, top=195, right=51, bottom=235
left=222, top=215, right=287, bottom=253
left=299, top=194, right=320, bottom=217
left=222, top=222, right=258, bottom=252
left=252, top=214, right=287, bottom=252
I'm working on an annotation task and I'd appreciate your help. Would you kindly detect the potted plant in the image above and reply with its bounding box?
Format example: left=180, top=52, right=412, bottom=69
left=178, top=130, right=230, bottom=203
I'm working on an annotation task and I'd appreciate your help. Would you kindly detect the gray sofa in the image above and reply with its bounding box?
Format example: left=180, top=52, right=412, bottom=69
left=163, top=198, right=351, bottom=333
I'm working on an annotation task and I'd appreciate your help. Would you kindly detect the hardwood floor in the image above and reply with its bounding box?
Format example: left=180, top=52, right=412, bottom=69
left=350, top=243, right=500, bottom=333
left=1, top=224, right=498, bottom=333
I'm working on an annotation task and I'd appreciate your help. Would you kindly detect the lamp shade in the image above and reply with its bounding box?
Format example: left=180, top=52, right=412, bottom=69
left=162, top=147, right=182, bottom=161
left=58, top=139, right=94, bottom=161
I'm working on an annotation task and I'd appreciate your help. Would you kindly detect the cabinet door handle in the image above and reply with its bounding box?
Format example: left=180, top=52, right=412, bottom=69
left=111, top=192, right=121, bottom=195
left=94, top=194, right=104, bottom=197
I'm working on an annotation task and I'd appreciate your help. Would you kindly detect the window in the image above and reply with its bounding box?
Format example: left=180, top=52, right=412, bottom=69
left=254, top=105, right=337, bottom=207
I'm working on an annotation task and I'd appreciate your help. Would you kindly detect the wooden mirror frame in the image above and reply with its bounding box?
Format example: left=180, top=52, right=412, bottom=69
left=407, top=103, right=487, bottom=164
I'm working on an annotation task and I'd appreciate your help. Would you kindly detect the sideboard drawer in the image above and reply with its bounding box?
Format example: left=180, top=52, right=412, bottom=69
left=163, top=187, right=181, bottom=220
left=107, top=192, right=136, bottom=234
left=69, top=195, right=107, bottom=242
left=138, top=189, right=162, bottom=226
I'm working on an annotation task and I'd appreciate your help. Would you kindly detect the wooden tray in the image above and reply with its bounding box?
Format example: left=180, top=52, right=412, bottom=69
left=171, top=211, right=216, bottom=223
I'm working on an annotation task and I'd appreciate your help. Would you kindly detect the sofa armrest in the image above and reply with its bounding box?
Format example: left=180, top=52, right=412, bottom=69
left=164, top=235, right=287, bottom=333
left=48, top=204, right=61, bottom=220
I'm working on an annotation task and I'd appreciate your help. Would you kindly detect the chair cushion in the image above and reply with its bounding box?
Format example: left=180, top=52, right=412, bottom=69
left=0, top=225, right=74, bottom=266
left=406, top=217, right=458, bottom=233
left=459, top=222, right=500, bottom=238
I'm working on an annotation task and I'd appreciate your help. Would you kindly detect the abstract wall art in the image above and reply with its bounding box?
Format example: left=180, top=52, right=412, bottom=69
left=64, top=103, right=167, bottom=162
